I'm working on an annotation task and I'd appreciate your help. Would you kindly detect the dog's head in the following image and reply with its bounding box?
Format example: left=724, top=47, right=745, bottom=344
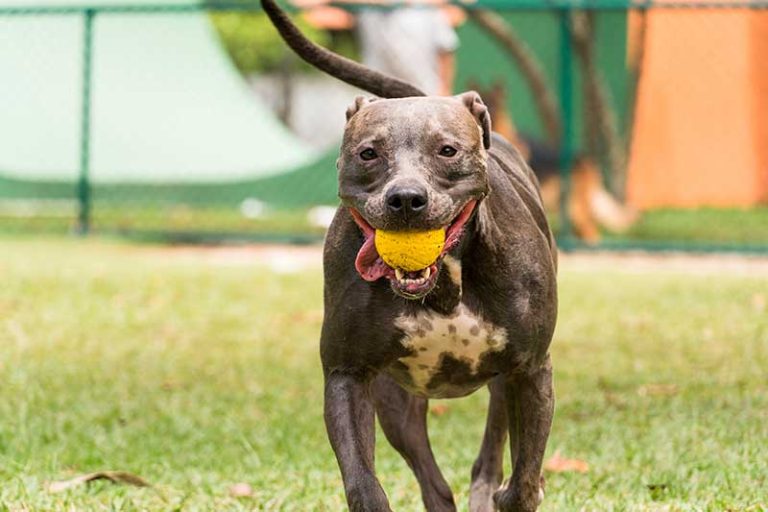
left=338, top=92, right=492, bottom=300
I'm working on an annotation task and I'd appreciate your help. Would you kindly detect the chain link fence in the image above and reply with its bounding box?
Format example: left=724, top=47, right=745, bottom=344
left=1, top=0, right=767, bottom=251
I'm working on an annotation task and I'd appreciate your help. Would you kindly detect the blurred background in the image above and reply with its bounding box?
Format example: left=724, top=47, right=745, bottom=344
left=1, top=0, right=766, bottom=251
left=2, top=1, right=768, bottom=510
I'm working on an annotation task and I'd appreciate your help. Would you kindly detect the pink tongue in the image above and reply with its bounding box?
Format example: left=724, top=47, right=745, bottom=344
left=354, top=233, right=391, bottom=282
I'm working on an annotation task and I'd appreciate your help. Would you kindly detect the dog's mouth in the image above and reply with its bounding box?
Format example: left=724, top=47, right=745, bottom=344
left=349, top=200, right=476, bottom=299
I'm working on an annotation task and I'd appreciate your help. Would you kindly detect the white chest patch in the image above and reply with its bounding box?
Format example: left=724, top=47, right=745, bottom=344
left=394, top=304, right=508, bottom=392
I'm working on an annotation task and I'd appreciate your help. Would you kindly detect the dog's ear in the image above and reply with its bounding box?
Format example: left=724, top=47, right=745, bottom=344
left=456, top=91, right=492, bottom=150
left=346, top=96, right=377, bottom=121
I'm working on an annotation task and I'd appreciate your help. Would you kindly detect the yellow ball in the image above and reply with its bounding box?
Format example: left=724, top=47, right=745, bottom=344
left=375, top=228, right=445, bottom=271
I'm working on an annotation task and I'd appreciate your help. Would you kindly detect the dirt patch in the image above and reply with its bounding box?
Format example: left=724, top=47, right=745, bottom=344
left=137, top=243, right=768, bottom=276
left=561, top=251, right=768, bottom=276
left=138, top=243, right=324, bottom=273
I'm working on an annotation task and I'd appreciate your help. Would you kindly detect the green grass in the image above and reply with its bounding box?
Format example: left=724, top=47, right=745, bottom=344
left=544, top=207, right=768, bottom=251
left=1, top=239, right=767, bottom=511
left=4, top=201, right=768, bottom=251
left=612, top=207, right=768, bottom=245
left=0, top=204, right=325, bottom=241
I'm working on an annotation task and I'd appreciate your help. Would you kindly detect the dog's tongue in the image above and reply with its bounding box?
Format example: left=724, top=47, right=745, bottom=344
left=354, top=233, right=390, bottom=282
left=349, top=208, right=390, bottom=282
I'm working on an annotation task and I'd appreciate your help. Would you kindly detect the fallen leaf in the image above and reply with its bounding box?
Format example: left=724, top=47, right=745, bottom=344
left=429, top=404, right=449, bottom=416
left=289, top=310, right=324, bottom=324
left=161, top=379, right=179, bottom=391
left=752, top=293, right=766, bottom=313
left=228, top=482, right=254, bottom=498
left=602, top=390, right=627, bottom=408
left=48, top=471, right=150, bottom=493
left=543, top=451, right=589, bottom=473
left=637, top=384, right=679, bottom=397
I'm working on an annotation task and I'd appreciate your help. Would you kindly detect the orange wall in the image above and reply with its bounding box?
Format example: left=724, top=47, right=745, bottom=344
left=751, top=12, right=768, bottom=204
left=627, top=9, right=768, bottom=209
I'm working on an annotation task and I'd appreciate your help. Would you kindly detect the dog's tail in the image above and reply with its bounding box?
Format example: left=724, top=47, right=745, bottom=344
left=260, top=0, right=425, bottom=99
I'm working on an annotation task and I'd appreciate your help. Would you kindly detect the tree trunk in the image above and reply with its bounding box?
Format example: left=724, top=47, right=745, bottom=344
left=570, top=10, right=627, bottom=196
left=469, top=9, right=562, bottom=145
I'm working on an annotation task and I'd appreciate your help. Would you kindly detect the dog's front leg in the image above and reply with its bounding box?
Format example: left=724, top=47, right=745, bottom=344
left=493, top=356, right=554, bottom=512
left=325, top=371, right=392, bottom=512
left=470, top=377, right=508, bottom=512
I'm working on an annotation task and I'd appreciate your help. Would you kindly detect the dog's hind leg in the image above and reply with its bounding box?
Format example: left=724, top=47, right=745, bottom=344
left=469, top=376, right=508, bottom=512
left=493, top=356, right=554, bottom=512
left=372, top=374, right=456, bottom=512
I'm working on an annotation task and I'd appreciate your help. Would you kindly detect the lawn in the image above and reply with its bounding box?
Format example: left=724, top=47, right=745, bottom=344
left=1, top=239, right=766, bottom=511
left=3, top=201, right=768, bottom=250
left=607, top=207, right=768, bottom=247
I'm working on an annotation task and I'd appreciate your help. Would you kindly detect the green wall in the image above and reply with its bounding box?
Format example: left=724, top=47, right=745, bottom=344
left=455, top=10, right=629, bottom=148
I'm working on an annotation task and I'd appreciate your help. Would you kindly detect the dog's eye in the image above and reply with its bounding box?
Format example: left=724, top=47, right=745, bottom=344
left=439, top=146, right=458, bottom=157
left=359, top=148, right=378, bottom=161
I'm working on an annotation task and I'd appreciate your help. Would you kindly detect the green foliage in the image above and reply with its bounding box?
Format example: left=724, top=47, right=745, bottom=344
left=209, top=11, right=331, bottom=75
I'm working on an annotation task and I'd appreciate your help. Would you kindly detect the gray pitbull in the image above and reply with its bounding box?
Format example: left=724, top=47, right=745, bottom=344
left=262, top=1, right=558, bottom=510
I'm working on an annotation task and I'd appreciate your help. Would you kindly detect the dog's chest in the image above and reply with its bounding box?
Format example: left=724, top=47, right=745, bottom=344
left=391, top=304, right=508, bottom=398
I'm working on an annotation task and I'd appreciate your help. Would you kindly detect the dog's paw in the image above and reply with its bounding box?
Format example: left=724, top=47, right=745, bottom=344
left=492, top=478, right=543, bottom=512
left=469, top=477, right=500, bottom=512
left=346, top=482, right=393, bottom=512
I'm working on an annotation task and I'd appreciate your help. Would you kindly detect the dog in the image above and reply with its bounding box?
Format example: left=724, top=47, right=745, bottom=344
left=262, top=1, right=558, bottom=510
left=474, top=80, right=638, bottom=244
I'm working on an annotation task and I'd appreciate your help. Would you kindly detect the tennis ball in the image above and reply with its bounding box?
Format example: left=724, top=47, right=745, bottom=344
left=375, top=229, right=445, bottom=271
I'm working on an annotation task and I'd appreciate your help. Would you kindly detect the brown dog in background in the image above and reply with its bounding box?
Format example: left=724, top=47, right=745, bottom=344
left=475, top=81, right=638, bottom=243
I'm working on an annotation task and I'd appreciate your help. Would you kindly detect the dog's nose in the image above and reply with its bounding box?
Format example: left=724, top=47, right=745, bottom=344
left=386, top=186, right=428, bottom=217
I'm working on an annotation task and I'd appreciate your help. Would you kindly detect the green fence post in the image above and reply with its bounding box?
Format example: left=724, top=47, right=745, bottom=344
left=558, top=7, right=575, bottom=250
left=76, top=8, right=95, bottom=235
